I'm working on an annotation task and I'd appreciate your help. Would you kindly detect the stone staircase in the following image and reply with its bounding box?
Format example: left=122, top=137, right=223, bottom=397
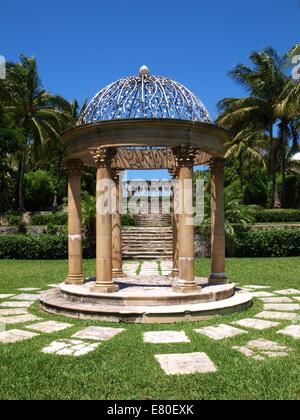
left=122, top=226, right=173, bottom=260
left=134, top=214, right=172, bottom=227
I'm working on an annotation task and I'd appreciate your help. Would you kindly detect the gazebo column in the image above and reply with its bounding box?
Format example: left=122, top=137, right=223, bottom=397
left=112, top=170, right=126, bottom=278
left=169, top=168, right=179, bottom=278
left=209, top=157, right=228, bottom=284
left=172, top=147, right=199, bottom=293
left=91, top=148, right=119, bottom=293
left=65, top=159, right=84, bottom=285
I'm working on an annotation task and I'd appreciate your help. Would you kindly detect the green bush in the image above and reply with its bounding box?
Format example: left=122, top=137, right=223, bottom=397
left=255, top=209, right=300, bottom=223
left=24, top=170, right=56, bottom=211
left=0, top=235, right=68, bottom=259
left=233, top=229, right=300, bottom=257
left=30, top=212, right=68, bottom=226
left=0, top=234, right=95, bottom=259
left=6, top=213, right=22, bottom=226
left=121, top=214, right=135, bottom=226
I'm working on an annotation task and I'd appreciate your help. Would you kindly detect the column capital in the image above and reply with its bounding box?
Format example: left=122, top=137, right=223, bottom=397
left=173, top=146, right=195, bottom=168
left=209, top=157, right=225, bottom=172
left=64, top=159, right=83, bottom=176
left=90, top=147, right=116, bottom=168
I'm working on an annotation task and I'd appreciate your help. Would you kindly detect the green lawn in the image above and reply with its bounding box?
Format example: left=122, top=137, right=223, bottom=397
left=0, top=258, right=299, bottom=400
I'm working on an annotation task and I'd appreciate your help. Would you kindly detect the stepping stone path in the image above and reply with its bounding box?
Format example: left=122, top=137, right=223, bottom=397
left=139, top=261, right=160, bottom=276
left=195, top=324, right=247, bottom=341
left=12, top=294, right=40, bottom=302
left=160, top=261, right=173, bottom=276
left=123, top=262, right=140, bottom=275
left=42, top=339, right=99, bottom=357
left=0, top=301, right=34, bottom=308
left=144, top=331, right=190, bottom=344
left=244, top=285, right=271, bottom=290
left=72, top=326, right=125, bottom=341
left=233, top=318, right=279, bottom=330
left=274, top=289, right=300, bottom=295
left=292, top=297, right=300, bottom=302
left=0, top=329, right=39, bottom=344
left=233, top=338, right=291, bottom=361
left=260, top=297, right=294, bottom=303
left=17, top=288, right=40, bottom=292
left=0, top=314, right=41, bottom=325
left=250, top=291, right=275, bottom=298
left=255, top=311, right=298, bottom=321
left=263, top=303, right=300, bottom=311
left=26, top=321, right=73, bottom=333
left=0, top=294, right=16, bottom=299
left=47, top=284, right=60, bottom=288
left=155, top=352, right=217, bottom=375
left=277, top=325, right=300, bottom=339
left=0, top=309, right=28, bottom=316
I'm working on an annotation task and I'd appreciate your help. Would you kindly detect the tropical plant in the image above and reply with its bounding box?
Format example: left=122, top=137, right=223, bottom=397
left=0, top=55, right=74, bottom=210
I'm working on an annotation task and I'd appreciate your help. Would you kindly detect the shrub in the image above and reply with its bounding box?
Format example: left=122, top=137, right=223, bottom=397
left=30, top=212, right=68, bottom=226
left=6, top=213, right=22, bottom=226
left=255, top=209, right=300, bottom=223
left=0, top=234, right=68, bottom=259
left=121, top=214, right=135, bottom=226
left=233, top=229, right=300, bottom=257
left=24, top=170, right=56, bottom=211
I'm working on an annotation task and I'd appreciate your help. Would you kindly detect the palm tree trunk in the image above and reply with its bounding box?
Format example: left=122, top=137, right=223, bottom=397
left=269, top=123, right=277, bottom=208
left=18, top=153, right=25, bottom=212
left=281, top=125, right=289, bottom=209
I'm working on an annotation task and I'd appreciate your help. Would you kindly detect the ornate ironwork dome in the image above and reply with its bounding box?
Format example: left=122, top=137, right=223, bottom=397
left=78, top=66, right=212, bottom=125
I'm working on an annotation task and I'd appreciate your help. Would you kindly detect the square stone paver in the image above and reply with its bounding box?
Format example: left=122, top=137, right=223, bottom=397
left=250, top=291, right=275, bottom=298
left=0, top=314, right=41, bottom=325
left=233, top=318, right=279, bottom=330
left=0, top=301, right=34, bottom=308
left=0, top=294, right=16, bottom=299
left=260, top=297, right=294, bottom=303
left=12, top=294, right=40, bottom=302
left=0, top=329, right=39, bottom=344
left=233, top=338, right=291, bottom=361
left=274, top=289, right=300, bottom=295
left=292, top=297, right=300, bottom=302
left=155, top=352, right=217, bottom=375
left=194, top=324, right=247, bottom=341
left=144, top=331, right=190, bottom=344
left=263, top=303, right=300, bottom=311
left=17, top=288, right=40, bottom=292
left=255, top=311, right=298, bottom=321
left=277, top=325, right=300, bottom=339
left=0, top=309, right=28, bottom=316
left=26, top=321, right=73, bottom=333
left=243, top=285, right=271, bottom=290
left=72, top=326, right=125, bottom=341
left=42, top=339, right=99, bottom=357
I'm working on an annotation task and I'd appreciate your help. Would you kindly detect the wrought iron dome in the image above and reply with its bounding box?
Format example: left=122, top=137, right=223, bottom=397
left=78, top=66, right=212, bottom=125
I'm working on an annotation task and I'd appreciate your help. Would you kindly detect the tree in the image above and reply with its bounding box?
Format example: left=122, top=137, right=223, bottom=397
left=218, top=48, right=288, bottom=208
left=0, top=55, right=74, bottom=211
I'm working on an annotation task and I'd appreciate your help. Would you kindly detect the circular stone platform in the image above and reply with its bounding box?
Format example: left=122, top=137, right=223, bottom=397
left=40, top=276, right=252, bottom=324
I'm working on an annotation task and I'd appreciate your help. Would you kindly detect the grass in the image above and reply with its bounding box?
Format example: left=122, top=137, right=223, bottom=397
left=0, top=257, right=299, bottom=400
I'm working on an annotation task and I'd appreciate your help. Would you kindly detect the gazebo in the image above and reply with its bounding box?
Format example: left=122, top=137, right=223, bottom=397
left=41, top=66, right=252, bottom=322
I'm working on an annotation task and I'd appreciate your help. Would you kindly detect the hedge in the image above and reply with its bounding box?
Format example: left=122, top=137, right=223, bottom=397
left=255, top=209, right=300, bottom=223
left=30, top=213, right=68, bottom=226
left=233, top=229, right=300, bottom=257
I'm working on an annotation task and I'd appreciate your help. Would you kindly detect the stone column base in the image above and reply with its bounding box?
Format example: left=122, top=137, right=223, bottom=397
left=65, top=275, right=85, bottom=285
left=173, top=279, right=201, bottom=294
left=90, top=283, right=119, bottom=293
left=209, top=273, right=229, bottom=285
left=112, top=269, right=127, bottom=279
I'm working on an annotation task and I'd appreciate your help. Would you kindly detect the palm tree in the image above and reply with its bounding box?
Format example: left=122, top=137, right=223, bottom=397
left=218, top=48, right=288, bottom=208
left=0, top=55, right=74, bottom=211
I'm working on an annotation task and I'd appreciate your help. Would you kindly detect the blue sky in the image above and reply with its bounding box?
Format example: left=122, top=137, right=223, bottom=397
left=1, top=0, right=299, bottom=179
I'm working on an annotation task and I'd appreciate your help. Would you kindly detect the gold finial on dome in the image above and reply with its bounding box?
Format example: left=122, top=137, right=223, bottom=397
left=139, top=65, right=150, bottom=76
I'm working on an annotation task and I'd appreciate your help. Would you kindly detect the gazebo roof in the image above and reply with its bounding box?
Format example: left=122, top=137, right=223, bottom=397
left=78, top=66, right=212, bottom=125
